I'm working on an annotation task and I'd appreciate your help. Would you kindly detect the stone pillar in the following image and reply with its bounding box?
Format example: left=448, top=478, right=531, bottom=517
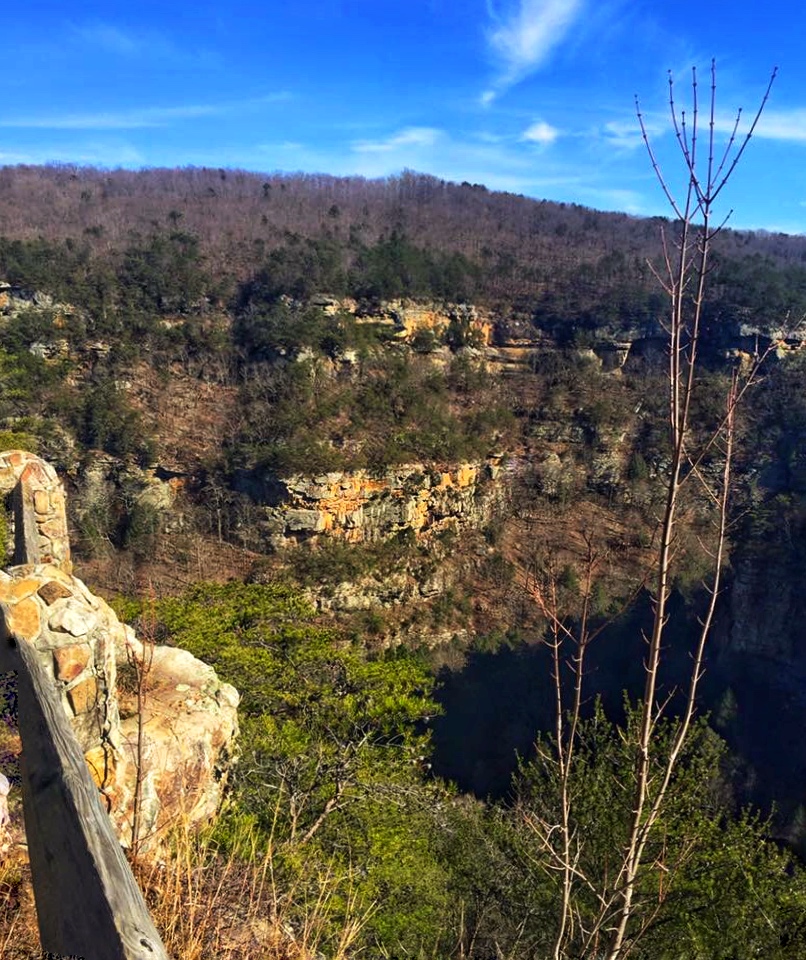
left=0, top=452, right=239, bottom=851
left=0, top=450, right=71, bottom=572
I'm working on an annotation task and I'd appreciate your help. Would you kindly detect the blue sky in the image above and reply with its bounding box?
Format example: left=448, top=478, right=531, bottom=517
left=3, top=1, right=806, bottom=232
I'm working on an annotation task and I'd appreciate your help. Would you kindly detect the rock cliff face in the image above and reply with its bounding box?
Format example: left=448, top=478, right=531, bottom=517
left=0, top=451, right=239, bottom=849
left=0, top=280, right=61, bottom=316
left=246, top=458, right=505, bottom=548
left=310, top=295, right=493, bottom=345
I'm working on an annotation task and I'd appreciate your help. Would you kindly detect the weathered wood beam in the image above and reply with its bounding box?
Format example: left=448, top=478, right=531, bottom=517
left=3, top=623, right=168, bottom=960
left=11, top=477, right=40, bottom=566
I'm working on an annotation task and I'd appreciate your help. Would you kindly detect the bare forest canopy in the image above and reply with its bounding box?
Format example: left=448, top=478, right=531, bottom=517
left=1, top=161, right=806, bottom=532
left=1, top=164, right=806, bottom=334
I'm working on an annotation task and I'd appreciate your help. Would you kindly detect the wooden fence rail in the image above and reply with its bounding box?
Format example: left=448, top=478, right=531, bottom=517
left=0, top=451, right=168, bottom=959
left=1, top=621, right=169, bottom=960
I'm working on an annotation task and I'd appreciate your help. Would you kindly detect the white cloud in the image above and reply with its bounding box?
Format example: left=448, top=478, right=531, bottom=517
left=521, top=120, right=559, bottom=144
left=255, top=125, right=597, bottom=198
left=72, top=22, right=142, bottom=56
left=0, top=140, right=146, bottom=167
left=672, top=104, right=806, bottom=151
left=0, top=105, right=219, bottom=130
left=579, top=186, right=648, bottom=216
left=68, top=20, right=221, bottom=69
left=0, top=149, right=43, bottom=164
left=353, top=127, right=442, bottom=153
left=601, top=117, right=651, bottom=150
left=487, top=0, right=586, bottom=89
left=748, top=108, right=806, bottom=144
left=0, top=94, right=292, bottom=131
left=475, top=131, right=507, bottom=144
left=71, top=142, right=147, bottom=167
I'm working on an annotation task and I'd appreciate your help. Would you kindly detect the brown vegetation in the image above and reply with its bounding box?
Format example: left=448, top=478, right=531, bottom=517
left=1, top=165, right=805, bottom=300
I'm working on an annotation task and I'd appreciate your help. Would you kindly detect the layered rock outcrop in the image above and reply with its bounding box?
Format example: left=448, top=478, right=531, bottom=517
left=0, top=280, right=61, bottom=316
left=246, top=458, right=505, bottom=548
left=0, top=451, right=239, bottom=848
left=309, top=295, right=493, bottom=345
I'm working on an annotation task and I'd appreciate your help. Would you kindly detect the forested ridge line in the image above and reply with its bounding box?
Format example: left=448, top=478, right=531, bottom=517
left=2, top=164, right=806, bottom=310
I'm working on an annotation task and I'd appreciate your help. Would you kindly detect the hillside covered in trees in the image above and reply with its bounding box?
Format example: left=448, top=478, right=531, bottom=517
left=3, top=164, right=806, bottom=314
left=2, top=165, right=806, bottom=957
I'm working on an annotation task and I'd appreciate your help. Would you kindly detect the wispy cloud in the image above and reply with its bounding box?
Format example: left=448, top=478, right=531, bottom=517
left=71, top=22, right=143, bottom=56
left=68, top=141, right=147, bottom=167
left=353, top=127, right=442, bottom=153
left=521, top=120, right=559, bottom=144
left=0, top=94, right=292, bottom=131
left=484, top=0, right=586, bottom=100
left=256, top=124, right=603, bottom=197
left=0, top=105, right=219, bottom=131
left=578, top=186, right=648, bottom=216
left=748, top=108, right=806, bottom=144
left=0, top=140, right=146, bottom=167
left=601, top=117, right=653, bottom=150
left=675, top=104, right=806, bottom=149
left=69, top=20, right=221, bottom=69
left=0, top=149, right=43, bottom=165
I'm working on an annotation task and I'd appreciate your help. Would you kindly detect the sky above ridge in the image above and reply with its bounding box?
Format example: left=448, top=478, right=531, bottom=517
left=2, top=1, right=805, bottom=233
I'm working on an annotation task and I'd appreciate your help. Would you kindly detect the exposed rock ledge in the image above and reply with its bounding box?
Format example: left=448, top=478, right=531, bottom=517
left=245, top=458, right=506, bottom=548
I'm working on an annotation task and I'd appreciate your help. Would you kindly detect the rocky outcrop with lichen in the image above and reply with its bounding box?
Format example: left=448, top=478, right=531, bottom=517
left=242, top=458, right=506, bottom=549
left=0, top=451, right=239, bottom=849
left=308, top=295, right=493, bottom=344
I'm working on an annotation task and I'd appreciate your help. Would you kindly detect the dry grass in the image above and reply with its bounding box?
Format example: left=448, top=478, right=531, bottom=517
left=0, top=818, right=373, bottom=960
left=137, top=819, right=373, bottom=960
left=0, top=860, right=40, bottom=959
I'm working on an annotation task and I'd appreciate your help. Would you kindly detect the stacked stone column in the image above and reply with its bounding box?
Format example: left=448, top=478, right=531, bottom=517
left=0, top=450, right=71, bottom=570
left=0, top=451, right=239, bottom=849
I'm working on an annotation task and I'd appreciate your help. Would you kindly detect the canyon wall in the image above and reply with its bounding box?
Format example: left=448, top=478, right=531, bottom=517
left=244, top=457, right=506, bottom=549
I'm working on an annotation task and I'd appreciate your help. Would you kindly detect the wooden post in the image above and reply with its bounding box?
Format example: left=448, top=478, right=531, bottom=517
left=1, top=626, right=169, bottom=960
left=0, top=457, right=168, bottom=957
left=11, top=477, right=40, bottom=566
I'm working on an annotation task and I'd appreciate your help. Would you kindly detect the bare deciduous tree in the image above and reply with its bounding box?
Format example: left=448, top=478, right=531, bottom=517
left=525, top=61, right=778, bottom=960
